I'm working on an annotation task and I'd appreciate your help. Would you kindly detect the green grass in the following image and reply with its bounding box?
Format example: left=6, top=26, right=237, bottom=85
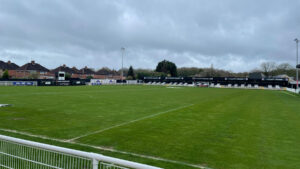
left=0, top=85, right=300, bottom=169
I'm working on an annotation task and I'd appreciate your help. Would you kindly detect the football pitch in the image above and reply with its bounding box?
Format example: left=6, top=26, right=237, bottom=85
left=0, top=85, right=300, bottom=169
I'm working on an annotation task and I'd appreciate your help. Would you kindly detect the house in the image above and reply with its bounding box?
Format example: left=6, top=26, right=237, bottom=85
left=79, top=66, right=95, bottom=79
left=51, top=64, right=81, bottom=79
left=16, top=61, right=53, bottom=79
left=71, top=67, right=80, bottom=78
left=1, top=60, right=124, bottom=80
left=95, top=68, right=123, bottom=80
left=94, top=68, right=111, bottom=79
left=0, top=60, right=19, bottom=78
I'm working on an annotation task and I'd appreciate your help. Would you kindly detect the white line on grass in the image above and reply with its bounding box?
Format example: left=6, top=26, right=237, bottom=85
left=0, top=88, right=161, bottom=97
left=0, top=129, right=65, bottom=142
left=0, top=164, right=13, bottom=169
left=75, top=142, right=212, bottom=169
left=67, top=104, right=194, bottom=142
left=281, top=91, right=297, bottom=97
left=0, top=128, right=212, bottom=169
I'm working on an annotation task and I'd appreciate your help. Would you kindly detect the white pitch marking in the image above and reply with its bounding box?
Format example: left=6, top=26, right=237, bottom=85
left=0, top=164, right=13, bottom=169
left=0, top=129, right=66, bottom=142
left=281, top=91, right=297, bottom=97
left=0, top=88, right=160, bottom=97
left=0, top=128, right=212, bottom=169
left=67, top=104, right=194, bottom=142
left=0, top=104, right=11, bottom=107
left=75, top=142, right=212, bottom=169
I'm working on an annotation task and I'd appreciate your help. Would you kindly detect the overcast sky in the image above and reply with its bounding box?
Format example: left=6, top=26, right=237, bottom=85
left=0, top=0, right=299, bottom=72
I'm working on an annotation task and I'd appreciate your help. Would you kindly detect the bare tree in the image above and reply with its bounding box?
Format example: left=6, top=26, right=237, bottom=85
left=260, top=62, right=276, bottom=77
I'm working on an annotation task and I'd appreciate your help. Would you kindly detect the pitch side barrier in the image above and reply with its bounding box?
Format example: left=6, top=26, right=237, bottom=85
left=143, top=77, right=289, bottom=87
left=0, top=79, right=38, bottom=86
left=38, top=79, right=87, bottom=86
left=0, top=134, right=162, bottom=169
left=0, top=79, right=86, bottom=86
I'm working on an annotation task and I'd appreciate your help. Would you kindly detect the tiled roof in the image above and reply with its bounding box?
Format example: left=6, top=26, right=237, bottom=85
left=96, top=68, right=111, bottom=75
left=0, top=60, right=19, bottom=70
left=71, top=67, right=80, bottom=74
left=17, top=61, right=49, bottom=72
left=79, top=66, right=95, bottom=75
left=96, top=68, right=119, bottom=75
left=51, top=64, right=77, bottom=74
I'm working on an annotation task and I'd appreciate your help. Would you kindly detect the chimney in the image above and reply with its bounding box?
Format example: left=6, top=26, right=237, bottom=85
left=63, top=64, right=66, bottom=67
left=7, top=60, right=11, bottom=64
left=31, top=60, right=35, bottom=65
left=85, top=66, right=88, bottom=69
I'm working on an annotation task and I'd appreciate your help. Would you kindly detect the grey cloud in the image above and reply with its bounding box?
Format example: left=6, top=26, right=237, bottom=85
left=0, top=0, right=299, bottom=72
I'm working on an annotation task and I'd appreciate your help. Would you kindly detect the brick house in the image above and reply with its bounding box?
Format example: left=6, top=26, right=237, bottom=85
left=70, top=67, right=80, bottom=78
left=95, top=68, right=123, bottom=80
left=1, top=60, right=124, bottom=80
left=79, top=66, right=95, bottom=79
left=16, top=61, right=53, bottom=79
left=51, top=64, right=81, bottom=79
left=0, top=60, right=19, bottom=78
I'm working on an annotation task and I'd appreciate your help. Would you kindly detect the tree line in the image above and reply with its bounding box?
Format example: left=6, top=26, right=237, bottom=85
left=125, top=60, right=299, bottom=80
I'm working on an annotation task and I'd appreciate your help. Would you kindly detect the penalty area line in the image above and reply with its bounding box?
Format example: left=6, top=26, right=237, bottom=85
left=0, top=128, right=212, bottom=169
left=67, top=104, right=194, bottom=142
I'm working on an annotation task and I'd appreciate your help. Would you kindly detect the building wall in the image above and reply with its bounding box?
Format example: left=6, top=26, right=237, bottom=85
left=15, top=71, right=30, bottom=79
left=71, top=73, right=80, bottom=78
left=94, top=75, right=107, bottom=79
left=79, top=74, right=95, bottom=79
left=15, top=70, right=54, bottom=79
left=40, top=72, right=55, bottom=79
left=9, top=70, right=123, bottom=80
left=68, top=73, right=123, bottom=80
left=94, top=74, right=123, bottom=80
left=8, top=70, right=17, bottom=78
left=0, top=70, right=16, bottom=78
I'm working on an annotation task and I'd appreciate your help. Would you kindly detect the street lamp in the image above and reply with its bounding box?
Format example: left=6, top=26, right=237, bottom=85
left=295, top=39, right=299, bottom=92
left=121, top=47, right=125, bottom=82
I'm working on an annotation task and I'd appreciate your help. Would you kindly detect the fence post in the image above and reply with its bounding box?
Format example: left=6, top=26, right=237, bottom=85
left=93, top=158, right=99, bottom=169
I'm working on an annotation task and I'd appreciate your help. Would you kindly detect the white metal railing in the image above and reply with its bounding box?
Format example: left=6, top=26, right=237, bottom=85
left=0, top=134, right=162, bottom=169
left=286, top=88, right=300, bottom=94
